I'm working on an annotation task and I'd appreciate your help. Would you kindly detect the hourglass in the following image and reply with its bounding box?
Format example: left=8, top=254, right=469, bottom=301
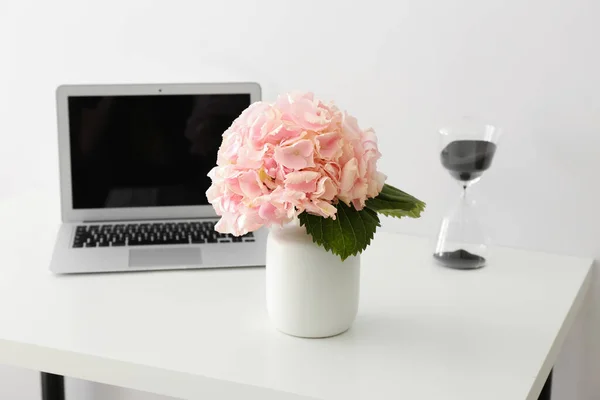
left=433, top=117, right=501, bottom=269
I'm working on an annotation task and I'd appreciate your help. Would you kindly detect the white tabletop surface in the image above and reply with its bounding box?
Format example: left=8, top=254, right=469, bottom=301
left=0, top=190, right=593, bottom=400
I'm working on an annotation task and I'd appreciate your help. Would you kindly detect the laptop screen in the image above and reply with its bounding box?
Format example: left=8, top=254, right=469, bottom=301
left=68, top=94, right=250, bottom=209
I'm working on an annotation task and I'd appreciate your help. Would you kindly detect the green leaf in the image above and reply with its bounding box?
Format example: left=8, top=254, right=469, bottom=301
left=298, top=202, right=381, bottom=261
left=365, top=184, right=426, bottom=219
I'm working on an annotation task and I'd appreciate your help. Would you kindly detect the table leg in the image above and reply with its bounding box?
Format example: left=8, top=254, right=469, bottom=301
left=538, top=369, right=553, bottom=400
left=41, top=372, right=65, bottom=400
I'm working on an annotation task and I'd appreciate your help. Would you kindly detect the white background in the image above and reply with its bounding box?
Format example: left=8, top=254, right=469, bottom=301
left=0, top=0, right=598, bottom=399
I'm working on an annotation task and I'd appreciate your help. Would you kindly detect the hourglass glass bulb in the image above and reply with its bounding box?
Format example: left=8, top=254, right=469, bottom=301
left=440, top=140, right=497, bottom=186
left=435, top=118, right=500, bottom=270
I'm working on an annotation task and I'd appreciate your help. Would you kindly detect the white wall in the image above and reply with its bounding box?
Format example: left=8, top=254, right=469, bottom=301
left=1, top=0, right=598, bottom=399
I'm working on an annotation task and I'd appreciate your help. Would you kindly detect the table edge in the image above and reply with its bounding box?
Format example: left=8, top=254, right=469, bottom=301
left=525, top=260, right=596, bottom=400
left=0, top=339, right=315, bottom=400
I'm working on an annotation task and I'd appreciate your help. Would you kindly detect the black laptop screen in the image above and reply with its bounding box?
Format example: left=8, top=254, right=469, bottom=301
left=68, top=94, right=250, bottom=209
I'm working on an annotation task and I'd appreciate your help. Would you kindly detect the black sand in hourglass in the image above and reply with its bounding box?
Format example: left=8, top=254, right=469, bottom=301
left=440, top=140, right=497, bottom=182
left=434, top=249, right=486, bottom=269
left=435, top=140, right=497, bottom=269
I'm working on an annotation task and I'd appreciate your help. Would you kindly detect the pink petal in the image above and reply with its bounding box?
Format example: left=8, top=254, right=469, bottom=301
left=290, top=98, right=331, bottom=131
left=323, top=162, right=341, bottom=183
left=268, top=125, right=302, bottom=143
left=304, top=199, right=337, bottom=219
left=316, top=131, right=343, bottom=159
left=314, top=176, right=338, bottom=201
left=284, top=171, right=320, bottom=192
left=238, top=171, right=264, bottom=200
left=237, top=146, right=266, bottom=169
left=352, top=199, right=365, bottom=210
left=340, top=157, right=359, bottom=193
left=258, top=202, right=278, bottom=221
left=225, top=176, right=244, bottom=196
left=294, top=139, right=315, bottom=157
left=273, top=139, right=315, bottom=170
left=367, top=171, right=387, bottom=197
left=349, top=179, right=369, bottom=210
left=237, top=209, right=264, bottom=233
left=342, top=113, right=361, bottom=140
left=215, top=213, right=239, bottom=235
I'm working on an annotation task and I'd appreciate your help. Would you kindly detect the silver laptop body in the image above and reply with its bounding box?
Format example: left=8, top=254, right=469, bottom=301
left=50, top=83, right=267, bottom=274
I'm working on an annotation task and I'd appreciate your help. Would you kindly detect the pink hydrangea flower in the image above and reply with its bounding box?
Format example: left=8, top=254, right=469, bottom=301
left=206, top=92, right=386, bottom=235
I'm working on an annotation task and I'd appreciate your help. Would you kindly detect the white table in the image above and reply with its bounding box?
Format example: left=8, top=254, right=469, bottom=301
left=0, top=190, right=593, bottom=400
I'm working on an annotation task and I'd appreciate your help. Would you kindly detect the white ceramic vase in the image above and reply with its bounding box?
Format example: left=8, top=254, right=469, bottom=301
left=266, top=222, right=360, bottom=338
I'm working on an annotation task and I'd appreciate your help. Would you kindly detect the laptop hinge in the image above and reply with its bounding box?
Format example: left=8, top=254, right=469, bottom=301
left=82, top=217, right=217, bottom=223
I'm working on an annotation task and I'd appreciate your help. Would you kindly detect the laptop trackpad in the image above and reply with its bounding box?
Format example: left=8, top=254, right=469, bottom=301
left=129, top=248, right=203, bottom=268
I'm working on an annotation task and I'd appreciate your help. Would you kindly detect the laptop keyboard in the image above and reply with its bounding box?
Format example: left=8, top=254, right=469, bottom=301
left=72, top=221, right=255, bottom=248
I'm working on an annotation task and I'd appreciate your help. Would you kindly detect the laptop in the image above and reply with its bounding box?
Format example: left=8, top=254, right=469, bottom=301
left=50, top=83, right=267, bottom=274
